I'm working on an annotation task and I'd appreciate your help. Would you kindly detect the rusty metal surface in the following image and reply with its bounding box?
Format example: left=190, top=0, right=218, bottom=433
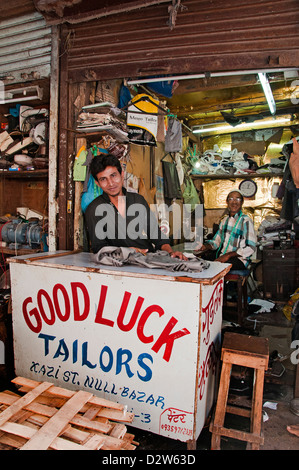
left=34, top=0, right=173, bottom=24
left=64, top=0, right=299, bottom=82
left=0, top=11, right=52, bottom=84
left=0, top=0, right=36, bottom=21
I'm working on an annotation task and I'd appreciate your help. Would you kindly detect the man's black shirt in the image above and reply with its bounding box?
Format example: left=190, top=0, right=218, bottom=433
left=85, top=188, right=170, bottom=253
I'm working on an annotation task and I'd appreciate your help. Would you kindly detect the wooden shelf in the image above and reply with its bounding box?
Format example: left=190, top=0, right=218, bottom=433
left=191, top=172, right=283, bottom=180
left=0, top=247, right=41, bottom=256
left=0, top=169, right=48, bottom=179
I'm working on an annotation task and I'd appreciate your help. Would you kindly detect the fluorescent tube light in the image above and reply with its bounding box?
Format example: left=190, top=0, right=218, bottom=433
left=127, top=68, right=299, bottom=85
left=258, top=72, right=276, bottom=115
left=192, top=117, right=290, bottom=134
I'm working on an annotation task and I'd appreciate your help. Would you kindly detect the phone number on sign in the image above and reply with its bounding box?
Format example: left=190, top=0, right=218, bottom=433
left=160, top=424, right=193, bottom=436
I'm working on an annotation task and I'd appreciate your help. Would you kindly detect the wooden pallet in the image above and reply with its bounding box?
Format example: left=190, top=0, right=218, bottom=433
left=0, top=376, right=138, bottom=450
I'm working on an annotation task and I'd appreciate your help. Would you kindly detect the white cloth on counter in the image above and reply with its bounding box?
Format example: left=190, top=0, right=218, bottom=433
left=93, top=246, right=210, bottom=272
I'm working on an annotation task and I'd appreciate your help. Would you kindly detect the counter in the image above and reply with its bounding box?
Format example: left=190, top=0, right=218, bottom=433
left=9, top=251, right=231, bottom=446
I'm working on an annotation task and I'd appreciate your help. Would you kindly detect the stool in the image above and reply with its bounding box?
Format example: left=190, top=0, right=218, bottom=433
left=223, top=269, right=250, bottom=324
left=210, top=332, right=269, bottom=450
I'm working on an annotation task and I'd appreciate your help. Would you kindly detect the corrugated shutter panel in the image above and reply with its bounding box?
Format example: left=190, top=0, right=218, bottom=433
left=0, top=11, right=51, bottom=84
left=65, top=0, right=299, bottom=82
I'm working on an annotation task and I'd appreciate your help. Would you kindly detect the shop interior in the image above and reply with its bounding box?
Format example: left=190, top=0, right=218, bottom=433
left=0, top=66, right=299, bottom=450
left=72, top=69, right=299, bottom=304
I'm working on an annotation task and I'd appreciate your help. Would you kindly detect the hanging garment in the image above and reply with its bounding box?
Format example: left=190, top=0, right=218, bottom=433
left=164, top=118, right=182, bottom=153
left=175, top=153, right=185, bottom=185
left=81, top=175, right=102, bottom=213
left=82, top=148, right=94, bottom=192
left=146, top=80, right=177, bottom=98
left=279, top=140, right=299, bottom=223
left=182, top=176, right=200, bottom=212
left=73, top=146, right=87, bottom=182
left=162, top=158, right=182, bottom=203
left=290, top=145, right=299, bottom=188
left=93, top=246, right=210, bottom=272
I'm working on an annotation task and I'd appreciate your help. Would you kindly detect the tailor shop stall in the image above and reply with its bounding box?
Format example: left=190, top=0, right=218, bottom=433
left=8, top=70, right=299, bottom=449
left=6, top=0, right=299, bottom=447
left=8, top=81, right=234, bottom=446
left=9, top=250, right=230, bottom=446
left=8, top=78, right=299, bottom=444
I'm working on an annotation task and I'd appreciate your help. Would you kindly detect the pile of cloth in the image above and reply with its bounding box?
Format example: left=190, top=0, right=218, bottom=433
left=189, top=146, right=258, bottom=176
left=189, top=145, right=286, bottom=177
left=76, top=104, right=128, bottom=142
left=93, top=246, right=210, bottom=273
left=257, top=216, right=295, bottom=249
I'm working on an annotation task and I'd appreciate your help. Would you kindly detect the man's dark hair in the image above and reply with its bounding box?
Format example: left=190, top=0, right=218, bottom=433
left=90, top=154, right=122, bottom=181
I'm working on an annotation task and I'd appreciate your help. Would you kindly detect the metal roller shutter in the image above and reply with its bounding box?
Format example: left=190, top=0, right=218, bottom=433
left=0, top=11, right=52, bottom=85
left=63, top=0, right=299, bottom=83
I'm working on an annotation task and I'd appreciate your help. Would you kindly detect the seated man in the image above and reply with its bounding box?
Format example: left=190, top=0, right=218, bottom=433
left=85, top=153, right=187, bottom=260
left=194, top=189, right=256, bottom=270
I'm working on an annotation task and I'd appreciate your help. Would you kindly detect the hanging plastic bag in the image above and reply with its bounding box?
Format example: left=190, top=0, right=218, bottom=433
left=73, top=146, right=87, bottom=181
left=183, top=176, right=200, bottom=212
left=81, top=175, right=102, bottom=213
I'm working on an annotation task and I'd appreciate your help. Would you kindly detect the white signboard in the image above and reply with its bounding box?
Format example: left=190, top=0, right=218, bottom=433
left=10, top=258, right=224, bottom=442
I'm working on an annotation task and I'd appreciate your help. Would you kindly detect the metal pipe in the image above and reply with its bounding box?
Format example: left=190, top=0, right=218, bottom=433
left=127, top=68, right=299, bottom=85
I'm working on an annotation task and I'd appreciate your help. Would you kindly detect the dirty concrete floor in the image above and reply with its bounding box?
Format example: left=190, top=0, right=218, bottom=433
left=1, top=305, right=298, bottom=452
left=129, top=378, right=299, bottom=451
left=129, top=307, right=299, bottom=451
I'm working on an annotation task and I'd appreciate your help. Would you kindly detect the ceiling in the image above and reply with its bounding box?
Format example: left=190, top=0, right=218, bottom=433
left=1, top=1, right=298, bottom=142
left=136, top=69, right=299, bottom=139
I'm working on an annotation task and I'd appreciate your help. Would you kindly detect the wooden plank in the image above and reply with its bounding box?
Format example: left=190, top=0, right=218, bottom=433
left=1, top=421, right=41, bottom=440
left=48, top=24, right=59, bottom=252
left=0, top=390, right=115, bottom=434
left=0, top=378, right=137, bottom=450
left=101, top=435, right=125, bottom=450
left=109, top=423, right=127, bottom=439
left=24, top=412, right=99, bottom=445
left=70, top=415, right=112, bottom=434
left=97, top=407, right=134, bottom=423
left=82, top=433, right=105, bottom=450
left=0, top=382, right=53, bottom=427
left=0, top=391, right=57, bottom=417
left=0, top=422, right=88, bottom=450
left=20, top=390, right=93, bottom=450
left=82, top=405, right=101, bottom=420
left=13, top=376, right=124, bottom=410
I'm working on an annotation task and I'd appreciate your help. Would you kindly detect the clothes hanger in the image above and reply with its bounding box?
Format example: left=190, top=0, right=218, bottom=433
left=161, top=152, right=176, bottom=162
left=121, top=95, right=168, bottom=114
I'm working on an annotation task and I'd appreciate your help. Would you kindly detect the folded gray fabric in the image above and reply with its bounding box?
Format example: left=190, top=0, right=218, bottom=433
left=92, top=246, right=210, bottom=272
left=92, top=246, right=135, bottom=267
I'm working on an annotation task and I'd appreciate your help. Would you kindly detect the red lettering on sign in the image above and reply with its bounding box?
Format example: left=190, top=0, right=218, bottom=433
left=137, top=305, right=164, bottom=343
left=71, top=282, right=90, bottom=322
left=117, top=292, right=145, bottom=332
left=21, top=282, right=190, bottom=362
left=152, top=317, right=190, bottom=362
left=167, top=409, right=187, bottom=424
left=22, top=297, right=42, bottom=333
left=53, top=284, right=70, bottom=322
left=37, top=289, right=55, bottom=326
left=198, top=341, right=219, bottom=400
left=202, top=279, right=223, bottom=345
left=94, top=285, right=114, bottom=327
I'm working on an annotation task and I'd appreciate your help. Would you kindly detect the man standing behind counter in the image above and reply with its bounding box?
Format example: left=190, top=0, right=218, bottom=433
left=85, top=154, right=187, bottom=260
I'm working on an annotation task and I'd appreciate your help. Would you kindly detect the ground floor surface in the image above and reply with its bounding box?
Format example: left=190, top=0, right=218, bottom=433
left=0, top=302, right=298, bottom=452
left=129, top=306, right=299, bottom=451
